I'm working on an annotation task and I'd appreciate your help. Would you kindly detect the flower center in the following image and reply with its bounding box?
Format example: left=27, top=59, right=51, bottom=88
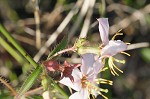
left=81, top=75, right=88, bottom=88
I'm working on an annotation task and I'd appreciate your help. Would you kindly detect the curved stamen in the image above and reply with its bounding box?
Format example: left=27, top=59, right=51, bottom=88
left=111, top=60, right=123, bottom=73
left=86, top=79, right=111, bottom=99
left=108, top=57, right=123, bottom=76
left=108, top=57, right=118, bottom=76
left=125, top=42, right=131, bottom=45
left=112, top=29, right=123, bottom=40
left=95, top=78, right=113, bottom=85
left=114, top=58, right=125, bottom=64
left=121, top=51, right=130, bottom=56
left=100, top=67, right=108, bottom=72
left=98, top=91, right=108, bottom=99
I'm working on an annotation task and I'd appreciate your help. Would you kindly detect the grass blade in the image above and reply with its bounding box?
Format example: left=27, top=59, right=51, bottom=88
left=15, top=66, right=42, bottom=99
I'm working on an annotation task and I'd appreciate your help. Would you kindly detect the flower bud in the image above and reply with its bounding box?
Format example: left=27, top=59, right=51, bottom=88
left=43, top=60, right=59, bottom=72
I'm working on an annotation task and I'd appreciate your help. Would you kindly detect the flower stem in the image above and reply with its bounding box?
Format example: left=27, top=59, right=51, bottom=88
left=49, top=47, right=75, bottom=59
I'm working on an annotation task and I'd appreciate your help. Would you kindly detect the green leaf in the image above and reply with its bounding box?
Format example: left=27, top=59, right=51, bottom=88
left=16, top=66, right=42, bottom=98
left=140, top=48, right=150, bottom=63
left=47, top=36, right=68, bottom=59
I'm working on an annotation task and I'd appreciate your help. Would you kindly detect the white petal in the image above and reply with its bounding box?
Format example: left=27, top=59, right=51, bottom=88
left=97, top=18, right=109, bottom=45
left=86, top=70, right=96, bottom=83
left=59, top=68, right=82, bottom=91
left=81, top=53, right=96, bottom=67
left=101, top=40, right=127, bottom=56
left=81, top=53, right=96, bottom=75
left=69, top=89, right=89, bottom=99
left=93, top=58, right=104, bottom=74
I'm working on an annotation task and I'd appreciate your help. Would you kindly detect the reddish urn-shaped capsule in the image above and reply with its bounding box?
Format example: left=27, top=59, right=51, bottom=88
left=43, top=60, right=60, bottom=72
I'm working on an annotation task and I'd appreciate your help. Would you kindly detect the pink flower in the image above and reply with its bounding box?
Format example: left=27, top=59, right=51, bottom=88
left=97, top=18, right=128, bottom=55
left=97, top=18, right=129, bottom=76
left=59, top=53, right=109, bottom=99
left=59, top=66, right=95, bottom=99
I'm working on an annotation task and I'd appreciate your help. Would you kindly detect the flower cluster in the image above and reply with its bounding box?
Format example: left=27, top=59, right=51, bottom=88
left=44, top=18, right=130, bottom=99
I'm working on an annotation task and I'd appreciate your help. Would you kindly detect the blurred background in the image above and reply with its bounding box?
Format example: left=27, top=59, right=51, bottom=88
left=0, top=0, right=150, bottom=99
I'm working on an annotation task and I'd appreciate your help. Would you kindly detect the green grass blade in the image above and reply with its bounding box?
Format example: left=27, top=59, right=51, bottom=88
left=0, top=24, right=38, bottom=68
left=0, top=36, right=24, bottom=63
left=0, top=36, right=30, bottom=73
left=16, top=66, right=42, bottom=98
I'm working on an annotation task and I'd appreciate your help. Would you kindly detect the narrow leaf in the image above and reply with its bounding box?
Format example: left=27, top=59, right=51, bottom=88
left=15, top=66, right=42, bottom=98
left=0, top=24, right=38, bottom=68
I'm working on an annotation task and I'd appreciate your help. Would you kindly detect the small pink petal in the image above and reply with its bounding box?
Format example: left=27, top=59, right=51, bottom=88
left=101, top=40, right=127, bottom=56
left=97, top=18, right=109, bottom=45
left=69, top=88, right=89, bottom=99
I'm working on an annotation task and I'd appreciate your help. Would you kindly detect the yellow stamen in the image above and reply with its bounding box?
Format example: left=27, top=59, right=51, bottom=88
left=117, top=29, right=122, bottom=33
left=121, top=51, right=130, bottom=56
left=97, top=91, right=108, bottom=99
left=108, top=57, right=124, bottom=76
left=86, top=80, right=111, bottom=99
left=125, top=42, right=131, bottom=45
left=110, top=65, right=119, bottom=76
left=91, top=94, right=96, bottom=99
left=108, top=58, right=119, bottom=76
left=111, top=60, right=123, bottom=73
left=114, top=58, right=125, bottom=64
left=100, top=88, right=108, bottom=93
left=100, top=67, right=108, bottom=72
left=112, top=29, right=123, bottom=40
left=95, top=78, right=113, bottom=85
left=102, top=58, right=105, bottom=64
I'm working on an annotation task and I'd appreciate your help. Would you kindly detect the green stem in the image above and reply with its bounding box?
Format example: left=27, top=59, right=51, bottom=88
left=0, top=24, right=38, bottom=68
left=50, top=78, right=69, bottom=98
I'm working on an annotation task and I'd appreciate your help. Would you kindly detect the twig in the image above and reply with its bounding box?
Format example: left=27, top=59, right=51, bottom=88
left=79, top=0, right=96, bottom=38
left=127, top=42, right=149, bottom=50
left=13, top=34, right=35, bottom=46
left=108, top=4, right=150, bottom=34
left=24, top=86, right=43, bottom=96
left=68, top=0, right=90, bottom=41
left=32, top=0, right=41, bottom=49
left=49, top=47, right=75, bottom=59
left=33, top=0, right=83, bottom=62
